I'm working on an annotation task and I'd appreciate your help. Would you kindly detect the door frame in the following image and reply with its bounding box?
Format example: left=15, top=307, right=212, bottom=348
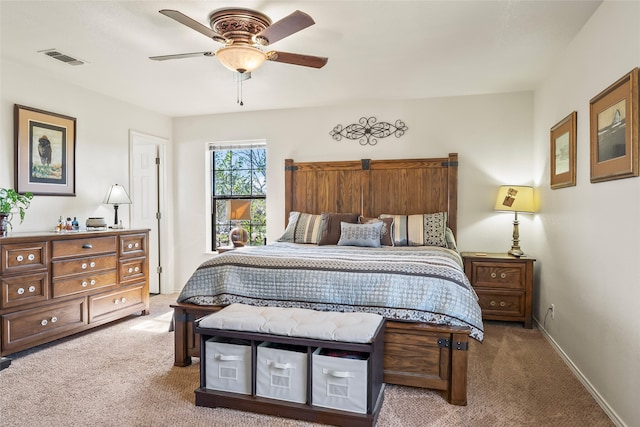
left=129, top=130, right=171, bottom=294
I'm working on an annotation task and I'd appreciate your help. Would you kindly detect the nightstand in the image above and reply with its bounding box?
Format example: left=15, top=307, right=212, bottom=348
left=461, top=252, right=535, bottom=328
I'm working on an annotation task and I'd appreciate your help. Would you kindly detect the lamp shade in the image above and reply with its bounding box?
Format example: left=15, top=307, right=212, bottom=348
left=103, top=184, right=132, bottom=205
left=494, top=186, right=534, bottom=213
left=216, top=45, right=266, bottom=73
left=226, top=200, right=252, bottom=221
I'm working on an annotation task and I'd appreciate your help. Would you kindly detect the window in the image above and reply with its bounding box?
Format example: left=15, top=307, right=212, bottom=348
left=210, top=142, right=266, bottom=250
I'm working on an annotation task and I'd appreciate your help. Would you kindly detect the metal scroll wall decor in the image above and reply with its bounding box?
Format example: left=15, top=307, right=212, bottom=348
left=330, top=117, right=408, bottom=145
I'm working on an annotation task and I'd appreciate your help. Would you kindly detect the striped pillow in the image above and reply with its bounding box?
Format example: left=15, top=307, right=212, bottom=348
left=277, top=211, right=323, bottom=244
left=380, top=212, right=448, bottom=247
left=294, top=213, right=323, bottom=243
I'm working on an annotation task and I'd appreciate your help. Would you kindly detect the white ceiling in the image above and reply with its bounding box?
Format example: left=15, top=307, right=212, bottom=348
left=0, top=1, right=601, bottom=117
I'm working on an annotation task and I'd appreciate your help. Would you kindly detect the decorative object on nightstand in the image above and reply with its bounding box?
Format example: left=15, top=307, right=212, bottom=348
left=462, top=252, right=535, bottom=328
left=494, top=185, right=535, bottom=257
left=227, top=200, right=251, bottom=247
left=103, top=184, right=132, bottom=228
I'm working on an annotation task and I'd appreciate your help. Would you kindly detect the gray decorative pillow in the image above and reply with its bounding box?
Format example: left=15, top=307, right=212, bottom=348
left=359, top=216, right=394, bottom=246
left=337, top=221, right=383, bottom=248
left=445, top=227, right=457, bottom=250
left=277, top=211, right=301, bottom=242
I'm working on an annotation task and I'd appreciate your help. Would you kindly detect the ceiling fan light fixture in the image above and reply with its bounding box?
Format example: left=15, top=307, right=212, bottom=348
left=216, top=45, right=266, bottom=73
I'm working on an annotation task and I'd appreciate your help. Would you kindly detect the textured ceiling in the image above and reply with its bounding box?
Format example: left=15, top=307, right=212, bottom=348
left=0, top=1, right=602, bottom=117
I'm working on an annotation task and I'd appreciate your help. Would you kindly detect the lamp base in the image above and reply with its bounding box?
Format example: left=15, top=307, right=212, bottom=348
left=508, top=247, right=524, bottom=257
left=229, top=226, right=249, bottom=247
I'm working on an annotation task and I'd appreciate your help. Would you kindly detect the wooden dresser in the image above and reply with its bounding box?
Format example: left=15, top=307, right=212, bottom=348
left=0, top=229, right=149, bottom=357
left=461, top=252, right=535, bottom=328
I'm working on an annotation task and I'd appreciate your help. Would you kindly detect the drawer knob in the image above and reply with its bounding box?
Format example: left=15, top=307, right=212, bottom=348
left=82, top=244, right=93, bottom=249
left=114, top=299, right=119, bottom=305
left=134, top=267, right=139, bottom=272
left=90, top=279, right=96, bottom=285
left=134, top=243, right=139, bottom=248
left=121, top=297, right=127, bottom=304
left=82, top=281, right=88, bottom=287
left=51, top=316, right=58, bottom=323
left=90, top=262, right=96, bottom=268
left=128, top=268, right=133, bottom=273
left=128, top=243, right=133, bottom=249
left=17, top=287, right=25, bottom=295
left=82, top=263, right=88, bottom=269
left=500, top=301, right=506, bottom=307
left=28, top=286, right=36, bottom=293
left=501, top=273, right=506, bottom=279
left=490, top=300, right=496, bottom=306
left=490, top=272, right=496, bottom=278
left=16, top=255, right=24, bottom=262
left=41, top=319, right=48, bottom=326
left=28, top=253, right=35, bottom=261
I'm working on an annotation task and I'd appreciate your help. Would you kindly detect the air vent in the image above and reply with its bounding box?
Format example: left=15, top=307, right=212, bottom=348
left=39, top=49, right=85, bottom=66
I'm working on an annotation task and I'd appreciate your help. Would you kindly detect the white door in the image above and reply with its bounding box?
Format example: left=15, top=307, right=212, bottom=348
left=130, top=131, right=166, bottom=294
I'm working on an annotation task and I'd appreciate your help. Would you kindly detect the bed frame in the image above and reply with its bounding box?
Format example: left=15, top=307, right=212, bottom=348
left=172, top=153, right=471, bottom=405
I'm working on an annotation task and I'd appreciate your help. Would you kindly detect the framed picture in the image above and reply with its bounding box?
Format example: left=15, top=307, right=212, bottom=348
left=550, top=111, right=577, bottom=189
left=589, top=68, right=639, bottom=183
left=14, top=104, right=76, bottom=196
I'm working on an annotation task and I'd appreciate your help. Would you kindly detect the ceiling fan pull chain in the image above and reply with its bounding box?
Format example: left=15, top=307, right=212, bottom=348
left=236, top=74, right=244, bottom=106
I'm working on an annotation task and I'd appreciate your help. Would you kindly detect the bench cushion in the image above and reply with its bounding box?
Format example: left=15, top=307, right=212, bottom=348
left=198, top=303, right=383, bottom=343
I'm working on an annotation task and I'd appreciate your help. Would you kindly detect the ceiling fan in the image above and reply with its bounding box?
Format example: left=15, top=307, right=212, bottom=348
left=151, top=8, right=328, bottom=104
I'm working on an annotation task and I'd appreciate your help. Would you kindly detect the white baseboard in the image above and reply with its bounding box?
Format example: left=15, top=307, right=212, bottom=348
left=534, top=318, right=626, bottom=427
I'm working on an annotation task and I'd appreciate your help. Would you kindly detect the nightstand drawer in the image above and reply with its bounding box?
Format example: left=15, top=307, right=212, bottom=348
left=469, top=262, right=525, bottom=289
left=476, top=290, right=524, bottom=317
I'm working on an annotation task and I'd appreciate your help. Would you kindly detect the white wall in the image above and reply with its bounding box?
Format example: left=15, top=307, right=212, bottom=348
left=172, top=91, right=534, bottom=293
left=0, top=59, right=172, bottom=233
left=533, top=2, right=640, bottom=425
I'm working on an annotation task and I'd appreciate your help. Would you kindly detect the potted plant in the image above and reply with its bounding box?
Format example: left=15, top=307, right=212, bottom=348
left=0, top=188, right=33, bottom=235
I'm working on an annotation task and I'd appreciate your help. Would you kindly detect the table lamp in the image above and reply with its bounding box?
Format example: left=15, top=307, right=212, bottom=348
left=103, top=184, right=132, bottom=228
left=227, top=200, right=251, bottom=247
left=494, top=185, right=535, bottom=257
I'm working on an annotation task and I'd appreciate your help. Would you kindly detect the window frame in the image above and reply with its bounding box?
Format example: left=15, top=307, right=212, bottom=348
left=206, top=140, right=266, bottom=252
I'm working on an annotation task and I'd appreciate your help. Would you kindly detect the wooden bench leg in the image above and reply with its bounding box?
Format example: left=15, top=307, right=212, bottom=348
left=173, top=307, right=192, bottom=367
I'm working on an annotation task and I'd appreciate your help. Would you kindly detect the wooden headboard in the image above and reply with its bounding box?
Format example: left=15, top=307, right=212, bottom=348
left=284, top=153, right=459, bottom=237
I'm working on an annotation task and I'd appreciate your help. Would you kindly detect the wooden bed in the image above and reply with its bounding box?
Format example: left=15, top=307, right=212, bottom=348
left=171, top=152, right=473, bottom=405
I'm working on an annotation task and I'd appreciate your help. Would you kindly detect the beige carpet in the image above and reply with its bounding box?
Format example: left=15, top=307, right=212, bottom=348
left=0, top=293, right=613, bottom=427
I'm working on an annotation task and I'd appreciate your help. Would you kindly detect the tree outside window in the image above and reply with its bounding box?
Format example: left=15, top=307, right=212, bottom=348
left=210, top=144, right=266, bottom=250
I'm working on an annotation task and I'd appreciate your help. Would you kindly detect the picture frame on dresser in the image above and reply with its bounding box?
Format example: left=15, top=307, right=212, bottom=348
left=589, top=67, right=639, bottom=183
left=14, top=104, right=76, bottom=196
left=550, top=111, right=577, bottom=189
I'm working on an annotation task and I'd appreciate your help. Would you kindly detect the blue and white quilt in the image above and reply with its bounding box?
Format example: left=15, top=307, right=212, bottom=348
left=177, top=242, right=484, bottom=341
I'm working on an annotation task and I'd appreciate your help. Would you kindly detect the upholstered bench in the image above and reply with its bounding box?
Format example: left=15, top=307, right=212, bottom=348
left=194, top=303, right=386, bottom=427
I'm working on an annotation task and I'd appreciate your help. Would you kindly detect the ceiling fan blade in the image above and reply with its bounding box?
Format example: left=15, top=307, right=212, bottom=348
left=266, top=51, right=328, bottom=69
left=254, top=10, right=314, bottom=45
left=149, top=51, right=215, bottom=61
left=159, top=9, right=224, bottom=42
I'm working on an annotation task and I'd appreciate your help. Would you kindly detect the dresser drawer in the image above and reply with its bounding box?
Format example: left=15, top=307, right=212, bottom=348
left=120, top=233, right=147, bottom=258
left=52, top=254, right=117, bottom=278
left=1, top=242, right=47, bottom=274
left=1, top=297, right=87, bottom=354
left=52, top=236, right=116, bottom=258
left=476, top=290, right=524, bottom=317
left=119, top=257, right=146, bottom=283
left=52, top=270, right=117, bottom=298
left=1, top=272, right=49, bottom=309
left=469, top=262, right=525, bottom=290
left=89, top=285, right=145, bottom=323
